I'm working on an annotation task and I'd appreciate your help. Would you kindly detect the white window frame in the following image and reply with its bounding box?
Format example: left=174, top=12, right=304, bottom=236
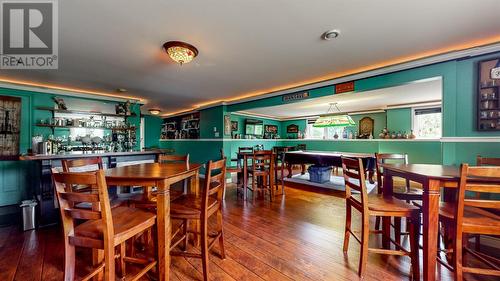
left=411, top=106, right=442, bottom=139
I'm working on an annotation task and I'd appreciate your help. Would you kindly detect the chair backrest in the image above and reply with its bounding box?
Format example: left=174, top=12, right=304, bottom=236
left=341, top=157, right=369, bottom=213
left=52, top=168, right=113, bottom=249
left=203, top=157, right=227, bottom=212
left=158, top=154, right=189, bottom=165
left=455, top=164, right=500, bottom=231
left=251, top=150, right=273, bottom=172
left=238, top=146, right=254, bottom=154
left=375, top=153, right=408, bottom=194
left=477, top=156, right=500, bottom=166
left=62, top=157, right=104, bottom=172
left=272, top=146, right=289, bottom=162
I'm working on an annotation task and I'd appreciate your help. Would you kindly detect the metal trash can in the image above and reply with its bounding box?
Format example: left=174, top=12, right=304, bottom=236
left=20, top=200, right=37, bottom=231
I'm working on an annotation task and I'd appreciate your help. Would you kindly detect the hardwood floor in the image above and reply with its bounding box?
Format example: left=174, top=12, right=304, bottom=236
left=0, top=183, right=496, bottom=281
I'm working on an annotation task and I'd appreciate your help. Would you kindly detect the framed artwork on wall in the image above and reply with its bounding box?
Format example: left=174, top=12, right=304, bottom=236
left=0, top=95, right=21, bottom=158
left=224, top=115, right=231, bottom=135
left=358, top=117, right=374, bottom=137
left=264, top=125, right=278, bottom=133
left=231, top=121, right=238, bottom=131
left=287, top=124, right=299, bottom=133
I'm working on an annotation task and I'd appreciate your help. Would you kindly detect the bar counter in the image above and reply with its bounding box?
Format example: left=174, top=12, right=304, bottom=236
left=19, top=149, right=167, bottom=161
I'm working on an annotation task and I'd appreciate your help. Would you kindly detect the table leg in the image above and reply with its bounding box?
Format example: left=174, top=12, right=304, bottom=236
left=190, top=172, right=200, bottom=247
left=156, top=180, right=170, bottom=281
left=382, top=170, right=394, bottom=249
left=243, top=155, right=248, bottom=200
left=287, top=163, right=292, bottom=178
left=368, top=169, right=375, bottom=184
left=422, top=179, right=440, bottom=281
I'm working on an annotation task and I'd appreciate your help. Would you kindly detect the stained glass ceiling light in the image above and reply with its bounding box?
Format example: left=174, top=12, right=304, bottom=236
left=313, top=115, right=355, bottom=127
left=313, top=102, right=356, bottom=127
left=163, top=41, right=199, bottom=65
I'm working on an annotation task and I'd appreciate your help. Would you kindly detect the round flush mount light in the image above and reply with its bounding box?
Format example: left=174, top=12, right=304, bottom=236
left=148, top=108, right=161, bottom=115
left=163, top=41, right=199, bottom=65
left=322, top=29, right=340, bottom=40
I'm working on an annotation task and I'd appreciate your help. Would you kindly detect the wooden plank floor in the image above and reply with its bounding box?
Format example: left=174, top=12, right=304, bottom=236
left=0, top=183, right=496, bottom=281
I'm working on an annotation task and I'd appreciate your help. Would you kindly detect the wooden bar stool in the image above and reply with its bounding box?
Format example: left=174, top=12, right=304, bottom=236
left=170, top=157, right=227, bottom=281
left=52, top=169, right=158, bottom=281
left=61, top=157, right=127, bottom=208
left=437, top=164, right=500, bottom=280
left=246, top=150, right=274, bottom=203
left=374, top=153, right=423, bottom=244
left=341, top=157, right=420, bottom=279
left=221, top=149, right=242, bottom=199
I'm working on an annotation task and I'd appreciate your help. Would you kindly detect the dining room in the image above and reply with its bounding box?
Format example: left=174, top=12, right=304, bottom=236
left=1, top=1, right=500, bottom=281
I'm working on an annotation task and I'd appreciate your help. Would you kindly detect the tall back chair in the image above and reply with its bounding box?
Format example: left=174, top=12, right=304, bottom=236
left=52, top=169, right=157, bottom=281
left=443, top=164, right=500, bottom=280
left=247, top=150, right=274, bottom=203
left=170, top=157, right=227, bottom=281
left=61, top=156, right=104, bottom=172
left=341, top=157, right=420, bottom=279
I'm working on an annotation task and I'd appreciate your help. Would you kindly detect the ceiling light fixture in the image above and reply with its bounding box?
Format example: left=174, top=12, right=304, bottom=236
left=313, top=103, right=355, bottom=127
left=148, top=108, right=161, bottom=115
left=322, top=29, right=340, bottom=40
left=163, top=41, right=199, bottom=65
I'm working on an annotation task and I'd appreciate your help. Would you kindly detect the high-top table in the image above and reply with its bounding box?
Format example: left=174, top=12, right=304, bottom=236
left=105, top=162, right=201, bottom=281
left=380, top=163, right=461, bottom=281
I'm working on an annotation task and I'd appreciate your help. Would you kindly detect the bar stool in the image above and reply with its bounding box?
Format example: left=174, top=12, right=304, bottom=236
left=437, top=164, right=500, bottom=280
left=247, top=150, right=274, bottom=203
left=170, top=157, right=227, bottom=281
left=52, top=169, right=158, bottom=280
left=342, top=157, right=420, bottom=279
left=221, top=149, right=242, bottom=199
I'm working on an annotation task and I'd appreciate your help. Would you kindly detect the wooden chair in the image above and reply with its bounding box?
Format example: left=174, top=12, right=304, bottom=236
left=52, top=169, right=157, bottom=281
left=61, top=157, right=128, bottom=209
left=374, top=153, right=423, bottom=244
left=437, top=164, right=500, bottom=280
left=341, top=157, right=420, bottom=279
left=272, top=146, right=290, bottom=194
left=247, top=150, right=274, bottom=203
left=170, top=157, right=227, bottom=281
left=221, top=149, right=242, bottom=199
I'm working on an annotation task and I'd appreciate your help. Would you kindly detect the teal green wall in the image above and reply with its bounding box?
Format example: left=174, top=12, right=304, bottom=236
left=200, top=106, right=224, bottom=139
left=386, top=108, right=412, bottom=133
left=144, top=115, right=163, bottom=149
left=230, top=113, right=282, bottom=137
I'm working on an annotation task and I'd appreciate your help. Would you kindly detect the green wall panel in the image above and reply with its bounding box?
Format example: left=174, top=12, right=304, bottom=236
left=230, top=113, right=281, bottom=137
left=144, top=115, right=163, bottom=149
left=386, top=108, right=412, bottom=133
left=281, top=119, right=307, bottom=139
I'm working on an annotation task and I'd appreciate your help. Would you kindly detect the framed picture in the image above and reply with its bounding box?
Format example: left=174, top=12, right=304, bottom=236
left=264, top=125, right=278, bottom=133
left=224, top=115, right=231, bottom=135
left=0, top=95, right=21, bottom=158
left=231, top=121, right=238, bottom=131
left=286, top=124, right=299, bottom=133
left=359, top=117, right=374, bottom=136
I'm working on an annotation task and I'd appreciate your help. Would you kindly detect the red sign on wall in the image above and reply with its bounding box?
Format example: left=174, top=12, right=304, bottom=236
left=335, top=81, right=354, bottom=94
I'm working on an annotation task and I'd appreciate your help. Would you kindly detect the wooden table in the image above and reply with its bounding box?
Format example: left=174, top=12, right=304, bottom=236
left=105, top=162, right=201, bottom=281
left=381, top=163, right=460, bottom=281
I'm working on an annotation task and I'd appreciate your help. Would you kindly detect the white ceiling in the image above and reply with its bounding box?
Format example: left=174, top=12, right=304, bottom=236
left=1, top=0, right=499, bottom=114
left=239, top=79, right=442, bottom=119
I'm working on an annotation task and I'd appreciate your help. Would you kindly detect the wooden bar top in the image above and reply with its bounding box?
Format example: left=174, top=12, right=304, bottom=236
left=19, top=149, right=166, bottom=161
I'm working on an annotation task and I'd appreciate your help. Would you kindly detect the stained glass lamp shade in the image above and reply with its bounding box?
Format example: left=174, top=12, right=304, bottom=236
left=313, top=115, right=355, bottom=127
left=163, top=41, right=199, bottom=65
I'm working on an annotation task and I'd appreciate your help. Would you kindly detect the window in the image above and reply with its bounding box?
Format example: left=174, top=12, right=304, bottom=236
left=412, top=107, right=442, bottom=138
left=305, top=119, right=348, bottom=139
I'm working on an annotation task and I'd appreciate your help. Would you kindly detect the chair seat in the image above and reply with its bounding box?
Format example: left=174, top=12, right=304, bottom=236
left=247, top=168, right=270, bottom=174
left=227, top=166, right=241, bottom=173
left=74, top=206, right=156, bottom=246
left=366, top=194, right=419, bottom=216
left=75, top=196, right=128, bottom=209
left=439, top=202, right=500, bottom=235
left=170, top=194, right=218, bottom=218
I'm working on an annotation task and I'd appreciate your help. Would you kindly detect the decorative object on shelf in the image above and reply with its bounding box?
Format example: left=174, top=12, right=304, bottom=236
left=313, top=103, right=355, bottom=127
left=53, top=97, right=67, bottom=110
left=287, top=124, right=299, bottom=133
left=224, top=115, right=231, bottom=136
left=163, top=41, right=199, bottom=65
left=358, top=117, right=374, bottom=139
left=0, top=95, right=21, bottom=158
left=477, top=58, right=500, bottom=131
left=231, top=121, right=238, bottom=131
left=148, top=108, right=161, bottom=115
left=409, top=130, right=416, bottom=139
